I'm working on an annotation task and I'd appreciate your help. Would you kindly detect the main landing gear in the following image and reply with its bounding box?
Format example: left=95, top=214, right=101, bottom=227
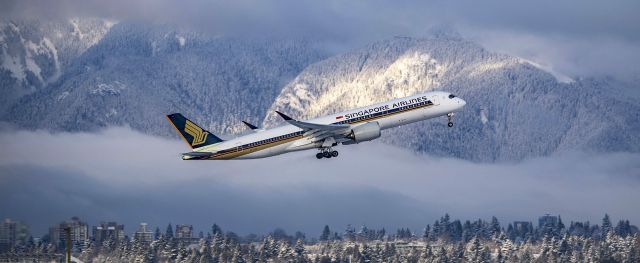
left=316, top=148, right=339, bottom=159
left=447, top=112, right=454, bottom=127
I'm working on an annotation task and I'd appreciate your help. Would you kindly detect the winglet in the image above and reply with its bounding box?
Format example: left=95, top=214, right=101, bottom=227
left=242, top=121, right=259, bottom=130
left=275, top=111, right=293, bottom=121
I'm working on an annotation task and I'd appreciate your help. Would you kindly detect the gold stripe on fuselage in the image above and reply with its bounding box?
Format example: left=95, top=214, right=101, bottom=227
left=210, top=134, right=304, bottom=160
left=209, top=101, right=433, bottom=159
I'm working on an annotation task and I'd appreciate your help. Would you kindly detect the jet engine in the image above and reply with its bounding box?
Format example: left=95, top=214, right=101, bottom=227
left=345, top=121, right=381, bottom=144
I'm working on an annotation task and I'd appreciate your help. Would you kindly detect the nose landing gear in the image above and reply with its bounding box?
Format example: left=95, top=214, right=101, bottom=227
left=316, top=147, right=339, bottom=159
left=447, top=113, right=454, bottom=127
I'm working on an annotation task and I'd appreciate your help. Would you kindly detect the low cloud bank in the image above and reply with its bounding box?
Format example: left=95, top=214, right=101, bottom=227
left=1, top=127, right=639, bottom=236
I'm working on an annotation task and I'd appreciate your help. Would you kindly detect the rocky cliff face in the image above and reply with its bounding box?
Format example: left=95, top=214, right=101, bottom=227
left=0, top=18, right=114, bottom=113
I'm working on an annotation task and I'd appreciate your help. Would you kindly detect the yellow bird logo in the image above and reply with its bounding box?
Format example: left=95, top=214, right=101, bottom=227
left=184, top=120, right=208, bottom=146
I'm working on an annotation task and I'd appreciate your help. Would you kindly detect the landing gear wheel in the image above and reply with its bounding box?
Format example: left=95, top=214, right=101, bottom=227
left=447, top=113, right=454, bottom=128
left=331, top=151, right=339, bottom=157
left=316, top=153, right=323, bottom=159
left=323, top=152, right=332, bottom=158
left=448, top=122, right=454, bottom=127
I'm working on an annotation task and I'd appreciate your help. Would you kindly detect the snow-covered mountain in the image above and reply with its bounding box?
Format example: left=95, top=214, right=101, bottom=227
left=3, top=20, right=638, bottom=162
left=263, top=37, right=640, bottom=161
left=6, top=21, right=327, bottom=136
left=0, top=18, right=114, bottom=113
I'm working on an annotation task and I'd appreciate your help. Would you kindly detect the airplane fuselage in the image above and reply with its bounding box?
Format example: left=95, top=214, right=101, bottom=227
left=188, top=91, right=466, bottom=160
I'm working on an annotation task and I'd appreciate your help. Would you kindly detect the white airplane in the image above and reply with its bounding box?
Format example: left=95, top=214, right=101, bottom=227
left=166, top=91, right=466, bottom=160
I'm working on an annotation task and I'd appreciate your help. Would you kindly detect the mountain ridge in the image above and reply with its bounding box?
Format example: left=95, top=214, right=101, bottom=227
left=5, top=21, right=328, bottom=136
left=263, top=37, right=640, bottom=161
left=2, top=20, right=638, bottom=162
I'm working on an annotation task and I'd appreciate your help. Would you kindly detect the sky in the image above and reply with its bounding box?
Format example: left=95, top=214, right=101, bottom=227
left=1, top=0, right=640, bottom=80
left=1, top=127, right=639, bottom=237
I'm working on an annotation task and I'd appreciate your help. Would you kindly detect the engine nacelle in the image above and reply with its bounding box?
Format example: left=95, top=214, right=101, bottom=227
left=345, top=121, right=381, bottom=144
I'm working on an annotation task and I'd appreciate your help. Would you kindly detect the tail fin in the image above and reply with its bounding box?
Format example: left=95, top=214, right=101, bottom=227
left=166, top=113, right=224, bottom=149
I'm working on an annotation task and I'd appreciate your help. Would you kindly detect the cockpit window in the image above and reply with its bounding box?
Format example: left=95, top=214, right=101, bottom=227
left=448, top=94, right=456, bottom=99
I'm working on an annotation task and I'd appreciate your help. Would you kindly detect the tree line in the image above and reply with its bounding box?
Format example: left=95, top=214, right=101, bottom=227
left=1, top=214, right=639, bottom=262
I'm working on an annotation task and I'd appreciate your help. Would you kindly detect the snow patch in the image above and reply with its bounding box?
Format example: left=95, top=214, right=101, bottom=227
left=69, top=19, right=84, bottom=40
left=151, top=41, right=158, bottom=56
left=56, top=91, right=69, bottom=101
left=520, top=58, right=574, bottom=83
left=271, top=51, right=445, bottom=120
left=42, top=37, right=61, bottom=81
left=1, top=48, right=25, bottom=81
left=103, top=19, right=117, bottom=29
left=480, top=108, right=488, bottom=125
left=24, top=41, right=44, bottom=83
left=468, top=60, right=513, bottom=78
left=176, top=36, right=186, bottom=47
left=106, top=108, right=118, bottom=118
left=91, top=81, right=126, bottom=96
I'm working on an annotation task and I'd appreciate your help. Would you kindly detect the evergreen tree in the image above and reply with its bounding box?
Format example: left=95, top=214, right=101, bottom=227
left=320, top=225, right=331, bottom=241
left=211, top=224, right=223, bottom=237
left=231, top=244, right=245, bottom=263
left=520, top=248, right=533, bottom=262
left=377, top=228, right=386, bottom=241
left=432, top=221, right=441, bottom=240
left=358, top=243, right=372, bottom=263
left=166, top=223, right=174, bottom=239
left=465, top=236, right=483, bottom=263
left=294, top=239, right=305, bottom=257
left=538, top=235, right=553, bottom=262
left=602, top=214, right=612, bottom=236
left=199, top=240, right=213, bottom=263
left=490, top=216, right=501, bottom=237
left=154, top=227, right=161, bottom=240
left=419, top=243, right=432, bottom=262
left=344, top=225, right=356, bottom=241
left=176, top=241, right=187, bottom=262
left=433, top=246, right=448, bottom=263
left=557, top=215, right=566, bottom=235
left=422, top=225, right=430, bottom=241
left=277, top=240, right=293, bottom=261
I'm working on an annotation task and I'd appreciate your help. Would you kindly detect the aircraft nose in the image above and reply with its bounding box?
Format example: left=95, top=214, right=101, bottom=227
left=457, top=98, right=466, bottom=107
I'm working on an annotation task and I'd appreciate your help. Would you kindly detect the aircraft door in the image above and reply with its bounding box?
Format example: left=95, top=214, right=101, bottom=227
left=430, top=94, right=440, bottom=105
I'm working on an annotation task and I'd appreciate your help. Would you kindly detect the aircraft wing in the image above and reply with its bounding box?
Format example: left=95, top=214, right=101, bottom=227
left=275, top=111, right=350, bottom=132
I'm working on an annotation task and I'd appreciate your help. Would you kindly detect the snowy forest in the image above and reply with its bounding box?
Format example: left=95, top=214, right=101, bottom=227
left=2, top=214, right=639, bottom=263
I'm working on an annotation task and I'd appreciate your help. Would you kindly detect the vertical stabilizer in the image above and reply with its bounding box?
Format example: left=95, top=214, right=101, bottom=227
left=166, top=113, right=224, bottom=149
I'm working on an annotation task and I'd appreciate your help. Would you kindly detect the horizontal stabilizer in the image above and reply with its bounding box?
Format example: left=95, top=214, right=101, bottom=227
left=181, top=151, right=214, bottom=160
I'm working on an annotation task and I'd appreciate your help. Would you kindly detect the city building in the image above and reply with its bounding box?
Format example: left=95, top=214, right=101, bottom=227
left=538, top=214, right=559, bottom=228
left=175, top=224, right=199, bottom=245
left=133, top=223, right=154, bottom=245
left=49, top=217, right=89, bottom=249
left=175, top=224, right=193, bottom=238
left=0, top=219, right=16, bottom=252
left=92, top=222, right=125, bottom=244
left=513, top=221, right=533, bottom=233
left=0, top=218, right=30, bottom=252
